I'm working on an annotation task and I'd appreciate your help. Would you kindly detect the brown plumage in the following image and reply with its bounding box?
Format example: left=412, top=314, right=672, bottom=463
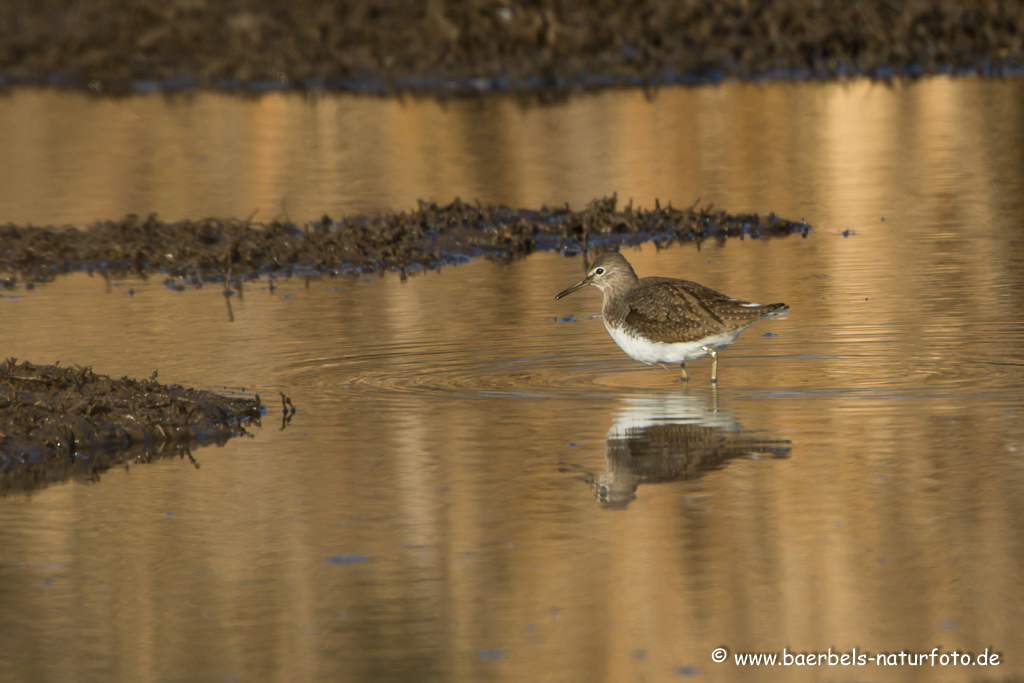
left=555, top=251, right=787, bottom=382
left=615, top=275, right=787, bottom=342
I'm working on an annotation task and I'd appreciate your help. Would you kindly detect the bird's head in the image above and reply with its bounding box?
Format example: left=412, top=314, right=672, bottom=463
left=555, top=251, right=638, bottom=299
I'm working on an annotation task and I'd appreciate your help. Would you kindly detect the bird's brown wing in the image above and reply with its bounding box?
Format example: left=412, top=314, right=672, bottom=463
left=621, top=277, right=783, bottom=344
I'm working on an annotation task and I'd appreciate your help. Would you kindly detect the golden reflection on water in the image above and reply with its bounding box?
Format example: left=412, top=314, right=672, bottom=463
left=2, top=78, right=1024, bottom=228
left=2, top=77, right=1024, bottom=681
left=0, top=234, right=1023, bottom=681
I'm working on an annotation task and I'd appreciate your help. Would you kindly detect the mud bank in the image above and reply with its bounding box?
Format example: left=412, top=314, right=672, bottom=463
left=1, top=0, right=1022, bottom=95
left=0, top=359, right=263, bottom=493
left=0, top=196, right=809, bottom=287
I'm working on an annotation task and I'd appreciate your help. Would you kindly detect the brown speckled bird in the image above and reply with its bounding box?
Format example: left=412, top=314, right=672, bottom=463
left=555, top=251, right=787, bottom=382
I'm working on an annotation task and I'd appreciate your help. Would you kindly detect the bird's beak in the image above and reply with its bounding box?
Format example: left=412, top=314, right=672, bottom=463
left=555, top=275, right=592, bottom=300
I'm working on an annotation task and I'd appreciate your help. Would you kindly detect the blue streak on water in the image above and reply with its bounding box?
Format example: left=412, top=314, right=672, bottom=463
left=324, top=554, right=370, bottom=565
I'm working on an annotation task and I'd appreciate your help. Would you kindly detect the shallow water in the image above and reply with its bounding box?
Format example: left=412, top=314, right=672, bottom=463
left=2, top=79, right=1024, bottom=683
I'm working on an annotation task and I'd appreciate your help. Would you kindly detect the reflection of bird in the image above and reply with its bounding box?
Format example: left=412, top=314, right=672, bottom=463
left=555, top=251, right=787, bottom=382
left=591, top=393, right=790, bottom=507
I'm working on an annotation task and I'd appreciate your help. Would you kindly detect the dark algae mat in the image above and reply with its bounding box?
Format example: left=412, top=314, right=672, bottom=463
left=0, top=196, right=811, bottom=287
left=0, top=359, right=263, bottom=494
left=1, top=0, right=1022, bottom=95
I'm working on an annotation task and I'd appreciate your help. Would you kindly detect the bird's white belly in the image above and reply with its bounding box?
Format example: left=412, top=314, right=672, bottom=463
left=605, top=321, right=745, bottom=364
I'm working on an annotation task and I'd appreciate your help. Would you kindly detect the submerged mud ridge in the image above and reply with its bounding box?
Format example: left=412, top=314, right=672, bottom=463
left=1, top=0, right=1022, bottom=95
left=0, top=359, right=263, bottom=493
left=0, top=196, right=810, bottom=287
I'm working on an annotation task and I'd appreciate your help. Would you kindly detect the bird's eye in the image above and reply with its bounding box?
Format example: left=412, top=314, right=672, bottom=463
left=594, top=267, right=605, bottom=276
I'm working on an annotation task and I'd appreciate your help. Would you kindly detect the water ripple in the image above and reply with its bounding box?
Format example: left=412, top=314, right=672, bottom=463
left=337, top=355, right=619, bottom=398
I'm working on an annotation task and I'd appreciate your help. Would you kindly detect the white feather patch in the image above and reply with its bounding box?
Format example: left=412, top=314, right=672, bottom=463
left=605, top=321, right=747, bottom=364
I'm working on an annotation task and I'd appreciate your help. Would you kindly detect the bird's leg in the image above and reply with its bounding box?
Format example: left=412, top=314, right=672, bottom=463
left=702, top=346, right=718, bottom=383
left=679, top=363, right=688, bottom=382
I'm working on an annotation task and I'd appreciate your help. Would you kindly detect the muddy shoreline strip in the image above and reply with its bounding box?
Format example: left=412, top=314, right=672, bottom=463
left=1, top=0, right=1022, bottom=95
left=0, top=196, right=810, bottom=287
left=0, top=359, right=263, bottom=494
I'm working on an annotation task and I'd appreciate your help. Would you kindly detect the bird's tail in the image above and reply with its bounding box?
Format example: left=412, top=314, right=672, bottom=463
left=761, top=303, right=789, bottom=317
